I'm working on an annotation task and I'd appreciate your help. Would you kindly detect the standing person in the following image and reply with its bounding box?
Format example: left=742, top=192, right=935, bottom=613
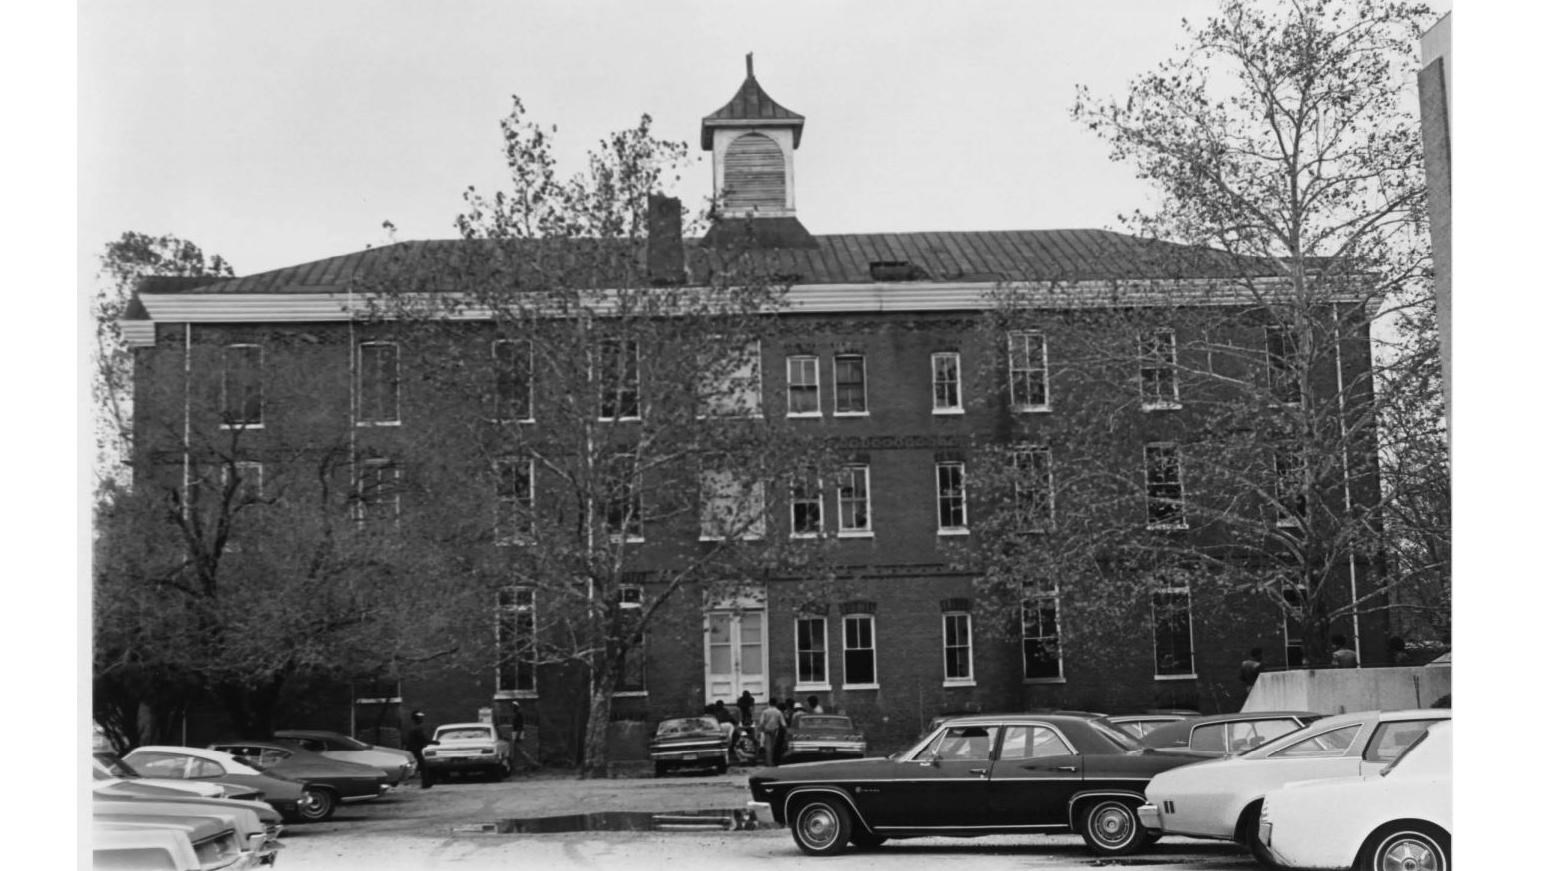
left=1240, top=648, right=1263, bottom=687
left=1331, top=634, right=1358, bottom=668
left=805, top=695, right=824, bottom=714
left=757, top=700, right=786, bottom=766
left=1387, top=636, right=1411, bottom=666
left=510, top=700, right=526, bottom=743
left=737, top=690, right=755, bottom=727
left=406, top=711, right=434, bottom=789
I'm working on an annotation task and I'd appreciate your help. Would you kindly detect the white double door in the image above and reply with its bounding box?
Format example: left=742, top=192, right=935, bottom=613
left=704, top=609, right=767, bottom=706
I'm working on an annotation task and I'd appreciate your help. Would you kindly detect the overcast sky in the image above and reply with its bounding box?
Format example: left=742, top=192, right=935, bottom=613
left=75, top=0, right=1440, bottom=285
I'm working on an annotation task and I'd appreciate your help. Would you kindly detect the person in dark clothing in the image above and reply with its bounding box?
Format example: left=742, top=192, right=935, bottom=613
left=1331, top=634, right=1358, bottom=668
left=1387, top=636, right=1411, bottom=666
left=1240, top=647, right=1264, bottom=686
left=510, top=700, right=526, bottom=743
left=737, top=691, right=755, bottom=727
left=406, top=711, right=435, bottom=788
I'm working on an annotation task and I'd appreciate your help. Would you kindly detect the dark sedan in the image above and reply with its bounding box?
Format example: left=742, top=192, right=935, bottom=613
left=747, top=713, right=1202, bottom=857
left=1137, top=710, right=1323, bottom=757
left=781, top=714, right=867, bottom=764
left=650, top=716, right=732, bottom=776
left=209, top=740, right=390, bottom=821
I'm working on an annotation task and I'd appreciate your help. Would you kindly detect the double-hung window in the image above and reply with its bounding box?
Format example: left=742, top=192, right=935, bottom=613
left=942, top=611, right=974, bottom=685
left=932, top=352, right=962, bottom=413
left=1008, top=331, right=1049, bottom=411
left=787, top=356, right=820, bottom=416
left=842, top=613, right=877, bottom=688
left=789, top=470, right=823, bottom=538
left=616, top=585, right=647, bottom=694
left=356, top=458, right=399, bottom=528
left=495, top=457, right=534, bottom=545
left=699, top=470, right=766, bottom=541
left=598, top=338, right=640, bottom=420
left=1273, top=449, right=1308, bottom=528
left=222, top=344, right=263, bottom=427
left=493, top=339, right=534, bottom=422
left=1021, top=583, right=1062, bottom=681
left=357, top=342, right=400, bottom=425
left=1013, top=446, right=1054, bottom=532
left=795, top=617, right=828, bottom=688
left=495, top=586, right=537, bottom=695
left=936, top=462, right=967, bottom=533
left=833, top=354, right=868, bottom=415
left=836, top=465, right=871, bottom=536
left=1140, top=328, right=1180, bottom=410
left=1152, top=583, right=1196, bottom=678
left=604, top=453, right=644, bottom=542
left=1145, top=443, right=1186, bottom=529
left=699, top=340, right=762, bottom=418
left=1265, top=326, right=1302, bottom=405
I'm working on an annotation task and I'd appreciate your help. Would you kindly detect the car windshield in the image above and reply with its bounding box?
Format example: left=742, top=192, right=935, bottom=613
left=793, top=716, right=852, bottom=731
left=656, top=717, right=718, bottom=736
left=437, top=727, right=493, bottom=741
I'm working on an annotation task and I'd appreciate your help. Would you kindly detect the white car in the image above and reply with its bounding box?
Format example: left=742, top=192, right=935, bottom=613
left=1257, top=719, right=1451, bottom=870
left=422, top=722, right=512, bottom=781
left=1138, top=708, right=1449, bottom=863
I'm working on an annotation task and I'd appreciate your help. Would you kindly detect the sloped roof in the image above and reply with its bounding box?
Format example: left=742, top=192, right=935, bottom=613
left=701, top=54, right=805, bottom=149
left=140, top=229, right=1281, bottom=298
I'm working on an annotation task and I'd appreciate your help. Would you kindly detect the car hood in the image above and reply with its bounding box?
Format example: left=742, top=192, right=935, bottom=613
left=270, top=758, right=387, bottom=779
left=752, top=755, right=894, bottom=779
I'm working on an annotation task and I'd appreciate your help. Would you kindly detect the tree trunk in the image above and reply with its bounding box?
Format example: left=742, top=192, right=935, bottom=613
left=579, top=661, right=620, bottom=778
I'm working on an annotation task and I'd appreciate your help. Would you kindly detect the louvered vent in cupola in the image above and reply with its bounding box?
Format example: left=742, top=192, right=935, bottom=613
left=723, top=132, right=786, bottom=212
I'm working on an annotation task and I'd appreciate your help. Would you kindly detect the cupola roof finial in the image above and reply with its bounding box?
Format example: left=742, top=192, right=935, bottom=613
left=746, top=52, right=754, bottom=78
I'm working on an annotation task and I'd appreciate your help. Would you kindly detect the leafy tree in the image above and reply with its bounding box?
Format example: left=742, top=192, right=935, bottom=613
left=955, top=0, right=1443, bottom=672
left=365, top=98, right=840, bottom=774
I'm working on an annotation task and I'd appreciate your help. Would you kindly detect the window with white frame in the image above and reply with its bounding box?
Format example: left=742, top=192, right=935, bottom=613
left=795, top=616, right=828, bottom=688
left=942, top=611, right=974, bottom=684
left=836, top=465, right=871, bottom=535
left=492, top=339, right=533, bottom=422
left=699, top=339, right=762, bottom=418
left=227, top=461, right=263, bottom=510
left=357, top=342, right=400, bottom=425
left=1021, top=583, right=1062, bottom=680
left=604, top=453, right=644, bottom=541
left=786, top=355, right=820, bottom=416
left=616, top=584, right=646, bottom=694
left=1013, top=446, right=1054, bottom=532
left=1145, top=443, right=1186, bottom=529
left=1265, top=326, right=1302, bottom=405
left=699, top=469, right=766, bottom=540
left=495, top=457, right=533, bottom=545
left=932, top=352, right=962, bottom=413
left=842, top=613, right=877, bottom=687
left=598, top=338, right=640, bottom=420
left=1140, top=328, right=1180, bottom=409
left=1282, top=583, right=1306, bottom=668
left=1008, top=331, right=1049, bottom=410
left=222, top=344, right=263, bottom=427
left=1151, top=584, right=1196, bottom=677
left=936, top=462, right=967, bottom=533
left=833, top=354, right=868, bottom=414
left=356, top=458, right=399, bottom=528
left=1273, top=449, right=1307, bottom=528
left=495, top=586, right=536, bottom=695
left=789, top=469, right=823, bottom=538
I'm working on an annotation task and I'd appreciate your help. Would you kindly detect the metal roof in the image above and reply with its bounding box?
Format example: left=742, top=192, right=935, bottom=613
left=701, top=54, right=805, bottom=149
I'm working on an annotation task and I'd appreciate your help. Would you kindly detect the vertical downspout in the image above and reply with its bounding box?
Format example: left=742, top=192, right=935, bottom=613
left=1332, top=306, right=1362, bottom=665
left=182, top=323, right=193, bottom=513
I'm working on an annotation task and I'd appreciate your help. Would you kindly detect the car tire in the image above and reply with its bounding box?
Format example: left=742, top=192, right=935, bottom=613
left=1078, top=798, right=1144, bottom=856
left=297, top=786, right=337, bottom=823
left=791, top=797, right=853, bottom=856
left=1356, top=821, right=1449, bottom=871
left=849, top=829, right=888, bottom=850
left=713, top=752, right=729, bottom=775
left=654, top=761, right=669, bottom=777
left=1240, top=802, right=1278, bottom=867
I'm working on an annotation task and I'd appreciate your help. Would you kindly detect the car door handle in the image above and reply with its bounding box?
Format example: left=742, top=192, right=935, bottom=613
left=1055, top=765, right=1077, bottom=772
left=969, top=768, right=988, bottom=777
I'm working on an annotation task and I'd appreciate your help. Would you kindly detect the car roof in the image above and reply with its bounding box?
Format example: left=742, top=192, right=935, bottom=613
left=434, top=722, right=493, bottom=730
left=274, top=729, right=345, bottom=738
left=130, top=745, right=246, bottom=764
left=1140, top=710, right=1321, bottom=745
left=931, top=713, right=1103, bottom=727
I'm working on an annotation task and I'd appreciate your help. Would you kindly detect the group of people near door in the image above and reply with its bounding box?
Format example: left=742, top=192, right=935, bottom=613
left=707, top=691, right=825, bottom=766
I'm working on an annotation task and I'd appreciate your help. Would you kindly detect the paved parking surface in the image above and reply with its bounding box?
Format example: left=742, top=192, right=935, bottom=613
left=274, top=770, right=1264, bottom=870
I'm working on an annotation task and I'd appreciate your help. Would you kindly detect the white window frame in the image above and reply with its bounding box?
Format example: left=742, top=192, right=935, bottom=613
left=941, top=611, right=975, bottom=686
left=492, top=338, right=535, bottom=423
left=356, top=341, right=401, bottom=426
left=614, top=584, right=648, bottom=697
left=841, top=613, right=879, bottom=689
left=1013, top=445, right=1054, bottom=533
left=1273, top=449, right=1307, bottom=529
left=221, top=343, right=264, bottom=429
left=355, top=458, right=400, bottom=527
left=699, top=470, right=766, bottom=541
left=794, top=616, right=830, bottom=691
left=832, top=353, right=869, bottom=416
left=935, top=461, right=968, bottom=535
left=604, top=467, right=645, bottom=543
left=1151, top=585, right=1197, bottom=680
left=698, top=339, right=763, bottom=419
left=836, top=464, right=872, bottom=537
left=786, top=355, right=821, bottom=417
left=1008, top=331, right=1050, bottom=412
left=1145, top=442, right=1187, bottom=530
left=789, top=471, right=823, bottom=539
left=1140, top=328, right=1181, bottom=411
left=494, top=586, right=537, bottom=697
left=931, top=352, right=963, bottom=414
left=226, top=461, right=263, bottom=503
left=1265, top=325, right=1302, bottom=405
left=597, top=337, right=641, bottom=422
left=495, top=457, right=534, bottom=546
left=1021, top=583, right=1064, bottom=683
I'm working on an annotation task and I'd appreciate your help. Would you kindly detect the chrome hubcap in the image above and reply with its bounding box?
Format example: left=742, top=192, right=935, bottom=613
left=1380, top=838, right=1439, bottom=871
left=800, top=808, right=838, bottom=846
left=1095, top=806, right=1133, bottom=844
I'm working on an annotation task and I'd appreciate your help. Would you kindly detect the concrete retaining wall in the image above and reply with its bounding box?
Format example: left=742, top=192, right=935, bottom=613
left=1243, top=666, right=1451, bottom=714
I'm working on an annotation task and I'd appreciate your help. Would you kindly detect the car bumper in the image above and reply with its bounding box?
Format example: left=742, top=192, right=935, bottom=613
left=1138, top=804, right=1162, bottom=830
left=341, top=783, right=394, bottom=802
left=746, top=801, right=776, bottom=827
left=784, top=741, right=865, bottom=756
left=651, top=749, right=726, bottom=763
left=425, top=755, right=501, bottom=769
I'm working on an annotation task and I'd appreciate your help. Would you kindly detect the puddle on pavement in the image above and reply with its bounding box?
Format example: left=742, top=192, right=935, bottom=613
left=454, top=809, right=762, bottom=835
left=1086, top=861, right=1170, bottom=867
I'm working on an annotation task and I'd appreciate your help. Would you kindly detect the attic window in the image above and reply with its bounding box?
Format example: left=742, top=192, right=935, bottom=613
left=869, top=261, right=927, bottom=282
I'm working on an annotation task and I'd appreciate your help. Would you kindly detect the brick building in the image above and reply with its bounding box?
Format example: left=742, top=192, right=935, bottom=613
left=123, top=62, right=1384, bottom=759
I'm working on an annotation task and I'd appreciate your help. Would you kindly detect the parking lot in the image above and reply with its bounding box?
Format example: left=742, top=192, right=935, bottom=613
left=274, top=770, right=1264, bottom=870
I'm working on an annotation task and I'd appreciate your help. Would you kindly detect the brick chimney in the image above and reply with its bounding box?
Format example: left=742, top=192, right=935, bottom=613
left=647, top=194, right=685, bottom=285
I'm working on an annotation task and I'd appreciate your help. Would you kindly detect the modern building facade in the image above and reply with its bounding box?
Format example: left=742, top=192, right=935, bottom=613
left=123, top=62, right=1385, bottom=760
